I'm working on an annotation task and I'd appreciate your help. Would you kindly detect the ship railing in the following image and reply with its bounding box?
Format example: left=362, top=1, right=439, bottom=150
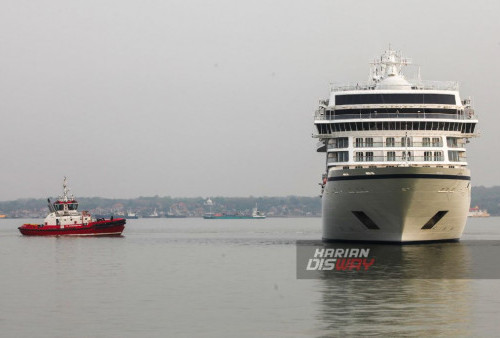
left=328, top=142, right=449, bottom=149
left=315, top=112, right=475, bottom=121
left=411, top=80, right=459, bottom=91
left=327, top=156, right=467, bottom=163
left=330, top=82, right=374, bottom=92
left=330, top=80, right=459, bottom=92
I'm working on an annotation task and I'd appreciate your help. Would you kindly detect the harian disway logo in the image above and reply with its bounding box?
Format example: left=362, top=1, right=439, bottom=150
left=306, top=248, right=375, bottom=271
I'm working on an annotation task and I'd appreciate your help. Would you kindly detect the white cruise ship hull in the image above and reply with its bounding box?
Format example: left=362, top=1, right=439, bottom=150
left=322, top=167, right=471, bottom=242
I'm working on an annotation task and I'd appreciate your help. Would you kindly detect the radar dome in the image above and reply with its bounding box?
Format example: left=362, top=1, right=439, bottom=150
left=375, top=75, right=412, bottom=90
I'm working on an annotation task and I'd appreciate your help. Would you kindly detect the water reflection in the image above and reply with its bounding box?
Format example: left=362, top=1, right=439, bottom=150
left=317, top=277, right=472, bottom=336
left=52, top=237, right=127, bottom=328
left=311, top=242, right=476, bottom=336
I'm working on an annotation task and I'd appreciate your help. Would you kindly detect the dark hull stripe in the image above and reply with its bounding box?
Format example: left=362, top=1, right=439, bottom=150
left=322, top=238, right=460, bottom=244
left=328, top=174, right=470, bottom=182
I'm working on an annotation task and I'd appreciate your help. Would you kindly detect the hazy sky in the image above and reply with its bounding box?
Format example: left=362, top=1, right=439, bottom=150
left=0, top=0, right=498, bottom=200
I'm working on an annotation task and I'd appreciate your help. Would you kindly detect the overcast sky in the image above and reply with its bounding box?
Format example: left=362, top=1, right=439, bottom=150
left=0, top=0, right=498, bottom=200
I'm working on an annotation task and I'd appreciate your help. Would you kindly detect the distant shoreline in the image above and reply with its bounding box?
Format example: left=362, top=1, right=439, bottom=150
left=1, top=187, right=498, bottom=217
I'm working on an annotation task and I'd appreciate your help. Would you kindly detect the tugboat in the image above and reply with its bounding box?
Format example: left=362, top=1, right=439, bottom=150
left=468, top=206, right=490, bottom=217
left=18, top=178, right=126, bottom=236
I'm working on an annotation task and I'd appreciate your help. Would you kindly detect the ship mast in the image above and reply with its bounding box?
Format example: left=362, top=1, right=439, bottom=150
left=369, top=48, right=412, bottom=85
left=60, top=176, right=74, bottom=202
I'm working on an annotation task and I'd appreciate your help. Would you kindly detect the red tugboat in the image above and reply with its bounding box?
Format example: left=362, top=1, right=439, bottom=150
left=18, top=178, right=125, bottom=236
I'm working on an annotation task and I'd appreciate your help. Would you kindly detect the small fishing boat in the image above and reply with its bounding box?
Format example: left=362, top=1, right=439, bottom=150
left=18, top=178, right=125, bottom=236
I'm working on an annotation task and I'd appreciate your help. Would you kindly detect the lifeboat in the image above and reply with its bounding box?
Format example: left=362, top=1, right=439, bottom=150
left=18, top=178, right=125, bottom=236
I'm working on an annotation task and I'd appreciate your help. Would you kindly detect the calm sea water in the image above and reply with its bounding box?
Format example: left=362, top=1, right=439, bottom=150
left=1, top=217, right=500, bottom=337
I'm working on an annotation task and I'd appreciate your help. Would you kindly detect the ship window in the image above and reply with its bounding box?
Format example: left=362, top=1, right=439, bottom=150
left=434, top=151, right=443, bottom=161
left=365, top=152, right=374, bottom=161
left=448, top=151, right=459, bottom=162
left=335, top=93, right=456, bottom=105
left=432, top=137, right=441, bottom=146
left=423, top=137, right=430, bottom=147
left=447, top=137, right=458, bottom=147
left=355, top=138, right=364, bottom=147
left=339, top=151, right=349, bottom=162
left=402, top=151, right=413, bottom=161
left=386, top=137, right=395, bottom=147
left=387, top=151, right=396, bottom=161
left=334, top=137, right=348, bottom=148
left=401, top=137, right=412, bottom=147
left=365, top=138, right=373, bottom=147
left=424, top=151, right=432, bottom=161
left=328, top=151, right=349, bottom=162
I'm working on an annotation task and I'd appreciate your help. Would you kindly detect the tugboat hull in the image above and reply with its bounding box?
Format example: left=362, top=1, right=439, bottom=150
left=18, top=219, right=126, bottom=236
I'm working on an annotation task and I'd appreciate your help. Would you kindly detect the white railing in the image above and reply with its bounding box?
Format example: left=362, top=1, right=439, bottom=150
left=330, top=80, right=459, bottom=92
left=327, top=156, right=467, bottom=164
left=327, top=141, right=450, bottom=149
left=315, top=112, right=474, bottom=121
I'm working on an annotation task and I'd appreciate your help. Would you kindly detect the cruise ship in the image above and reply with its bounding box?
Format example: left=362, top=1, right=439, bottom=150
left=314, top=48, right=478, bottom=242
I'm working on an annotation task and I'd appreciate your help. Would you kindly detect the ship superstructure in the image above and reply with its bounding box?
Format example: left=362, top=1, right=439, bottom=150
left=314, top=48, right=478, bottom=242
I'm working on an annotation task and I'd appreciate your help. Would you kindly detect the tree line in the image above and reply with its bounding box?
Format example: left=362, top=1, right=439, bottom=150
left=1, top=186, right=499, bottom=216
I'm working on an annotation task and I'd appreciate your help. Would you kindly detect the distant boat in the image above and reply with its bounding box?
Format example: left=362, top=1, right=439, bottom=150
left=468, top=206, right=490, bottom=217
left=165, top=212, right=186, bottom=218
left=143, top=208, right=160, bottom=218
left=203, top=213, right=255, bottom=219
left=125, top=210, right=138, bottom=219
left=251, top=206, right=266, bottom=219
left=165, top=205, right=187, bottom=218
left=203, top=203, right=266, bottom=219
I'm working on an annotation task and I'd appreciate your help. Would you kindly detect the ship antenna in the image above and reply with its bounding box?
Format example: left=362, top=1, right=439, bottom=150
left=62, top=176, right=70, bottom=201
